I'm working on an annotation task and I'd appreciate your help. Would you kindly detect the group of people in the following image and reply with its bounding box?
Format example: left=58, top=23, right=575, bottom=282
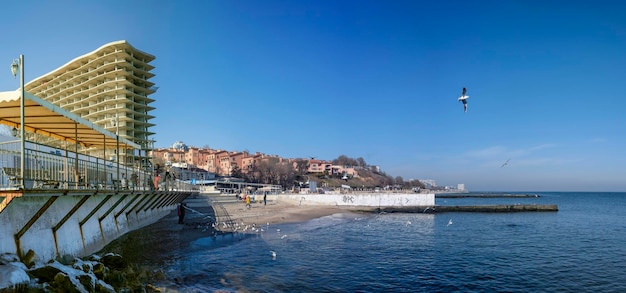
left=241, top=191, right=268, bottom=208
left=120, top=172, right=139, bottom=190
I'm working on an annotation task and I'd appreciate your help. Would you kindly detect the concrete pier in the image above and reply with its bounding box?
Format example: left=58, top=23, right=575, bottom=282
left=436, top=193, right=540, bottom=198
left=359, top=204, right=559, bottom=213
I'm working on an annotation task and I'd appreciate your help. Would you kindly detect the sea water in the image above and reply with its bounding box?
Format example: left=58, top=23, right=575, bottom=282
left=158, top=192, right=626, bottom=292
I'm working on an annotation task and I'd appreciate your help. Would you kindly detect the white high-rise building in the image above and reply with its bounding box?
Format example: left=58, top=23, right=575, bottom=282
left=24, top=40, right=156, bottom=162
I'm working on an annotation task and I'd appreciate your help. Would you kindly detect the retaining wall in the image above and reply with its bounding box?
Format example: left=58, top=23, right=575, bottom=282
left=0, top=190, right=190, bottom=262
left=278, top=192, right=435, bottom=207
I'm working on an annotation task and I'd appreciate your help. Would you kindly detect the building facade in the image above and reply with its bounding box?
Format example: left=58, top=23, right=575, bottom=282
left=24, top=40, right=157, bottom=163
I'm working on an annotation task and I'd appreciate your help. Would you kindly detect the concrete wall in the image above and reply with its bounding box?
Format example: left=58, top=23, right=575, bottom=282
left=0, top=191, right=189, bottom=262
left=278, top=192, right=435, bottom=207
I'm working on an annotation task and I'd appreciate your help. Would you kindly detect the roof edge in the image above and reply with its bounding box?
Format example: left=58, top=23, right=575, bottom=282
left=27, top=40, right=155, bottom=88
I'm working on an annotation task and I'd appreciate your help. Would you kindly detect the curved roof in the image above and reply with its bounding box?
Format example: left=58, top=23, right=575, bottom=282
left=0, top=89, right=139, bottom=149
left=27, top=40, right=155, bottom=88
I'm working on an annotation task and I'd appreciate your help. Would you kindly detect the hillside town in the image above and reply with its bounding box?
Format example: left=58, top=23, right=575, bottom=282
left=150, top=141, right=465, bottom=193
left=151, top=141, right=365, bottom=177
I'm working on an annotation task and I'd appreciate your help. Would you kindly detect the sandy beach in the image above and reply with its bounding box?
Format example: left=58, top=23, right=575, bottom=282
left=206, top=193, right=358, bottom=228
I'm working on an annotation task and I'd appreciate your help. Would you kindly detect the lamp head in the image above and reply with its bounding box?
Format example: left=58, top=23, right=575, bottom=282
left=10, top=59, right=19, bottom=78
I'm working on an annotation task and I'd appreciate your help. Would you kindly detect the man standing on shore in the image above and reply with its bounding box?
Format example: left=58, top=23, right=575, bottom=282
left=264, top=191, right=267, bottom=206
left=178, top=203, right=186, bottom=224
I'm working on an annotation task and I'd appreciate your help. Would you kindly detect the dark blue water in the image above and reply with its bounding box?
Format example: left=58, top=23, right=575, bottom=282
left=159, top=192, right=626, bottom=292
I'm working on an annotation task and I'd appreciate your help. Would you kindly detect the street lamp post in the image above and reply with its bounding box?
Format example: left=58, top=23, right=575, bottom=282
left=11, top=55, right=25, bottom=189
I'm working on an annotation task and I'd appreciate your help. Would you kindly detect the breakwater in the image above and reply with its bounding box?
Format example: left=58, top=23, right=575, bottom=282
left=368, top=204, right=558, bottom=213
left=436, top=193, right=540, bottom=198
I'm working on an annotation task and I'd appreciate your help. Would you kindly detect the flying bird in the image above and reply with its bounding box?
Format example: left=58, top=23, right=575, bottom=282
left=501, top=159, right=511, bottom=168
left=458, top=87, right=469, bottom=112
left=270, top=251, right=277, bottom=260
left=447, top=219, right=453, bottom=226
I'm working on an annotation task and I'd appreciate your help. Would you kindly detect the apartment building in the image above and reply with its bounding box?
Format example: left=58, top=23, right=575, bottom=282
left=24, top=40, right=157, bottom=163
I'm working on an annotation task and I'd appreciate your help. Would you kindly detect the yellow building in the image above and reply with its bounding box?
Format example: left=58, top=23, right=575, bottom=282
left=24, top=40, right=156, bottom=163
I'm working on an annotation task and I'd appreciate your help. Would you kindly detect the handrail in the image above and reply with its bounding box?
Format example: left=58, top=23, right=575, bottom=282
left=0, top=139, right=197, bottom=192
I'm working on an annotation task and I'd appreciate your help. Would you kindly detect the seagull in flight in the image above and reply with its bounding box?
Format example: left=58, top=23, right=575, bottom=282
left=270, top=251, right=277, bottom=260
left=458, top=87, right=469, bottom=112
left=447, top=219, right=453, bottom=226
left=501, top=159, right=511, bottom=168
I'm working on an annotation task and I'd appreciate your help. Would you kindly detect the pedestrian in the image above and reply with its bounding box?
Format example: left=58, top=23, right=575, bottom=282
left=121, top=174, right=128, bottom=190
left=178, top=203, right=186, bottom=224
left=154, top=174, right=161, bottom=190
left=263, top=191, right=267, bottom=206
left=148, top=175, right=154, bottom=191
left=246, top=195, right=251, bottom=209
left=130, top=172, right=138, bottom=190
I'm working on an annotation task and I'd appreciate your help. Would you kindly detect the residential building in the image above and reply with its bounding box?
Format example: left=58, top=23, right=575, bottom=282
left=307, top=159, right=332, bottom=174
left=330, top=165, right=359, bottom=178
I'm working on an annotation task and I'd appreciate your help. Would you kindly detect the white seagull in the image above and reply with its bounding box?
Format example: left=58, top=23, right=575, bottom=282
left=458, top=87, right=470, bottom=112
left=447, top=219, right=453, bottom=226
left=270, top=251, right=277, bottom=260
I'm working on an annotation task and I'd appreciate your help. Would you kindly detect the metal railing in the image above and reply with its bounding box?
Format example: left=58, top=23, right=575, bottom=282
left=0, top=139, right=197, bottom=192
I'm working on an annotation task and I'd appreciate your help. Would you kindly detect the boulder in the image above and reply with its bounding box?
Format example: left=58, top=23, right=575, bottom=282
left=53, top=272, right=87, bottom=293
left=101, top=253, right=126, bottom=270
left=29, top=263, right=64, bottom=283
left=96, top=279, right=117, bottom=293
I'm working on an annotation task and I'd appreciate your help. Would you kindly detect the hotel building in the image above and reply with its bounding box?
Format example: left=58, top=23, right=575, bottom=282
left=23, top=40, right=157, bottom=163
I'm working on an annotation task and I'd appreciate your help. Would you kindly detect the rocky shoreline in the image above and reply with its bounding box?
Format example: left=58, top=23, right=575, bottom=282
left=0, top=251, right=169, bottom=292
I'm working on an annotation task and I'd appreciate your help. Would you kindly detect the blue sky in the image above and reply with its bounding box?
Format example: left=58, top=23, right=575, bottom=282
left=1, top=0, right=625, bottom=191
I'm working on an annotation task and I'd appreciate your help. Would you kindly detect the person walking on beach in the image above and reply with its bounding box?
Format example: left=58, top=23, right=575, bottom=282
left=263, top=191, right=267, bottom=206
left=246, top=195, right=251, bottom=209
left=178, top=203, right=186, bottom=224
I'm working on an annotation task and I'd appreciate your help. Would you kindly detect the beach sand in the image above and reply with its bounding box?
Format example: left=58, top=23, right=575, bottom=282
left=208, top=193, right=356, bottom=227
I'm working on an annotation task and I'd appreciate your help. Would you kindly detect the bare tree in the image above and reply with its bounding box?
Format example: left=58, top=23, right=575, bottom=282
left=295, top=159, right=309, bottom=175
left=231, top=165, right=243, bottom=178
left=333, top=155, right=358, bottom=167
left=357, top=157, right=367, bottom=167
